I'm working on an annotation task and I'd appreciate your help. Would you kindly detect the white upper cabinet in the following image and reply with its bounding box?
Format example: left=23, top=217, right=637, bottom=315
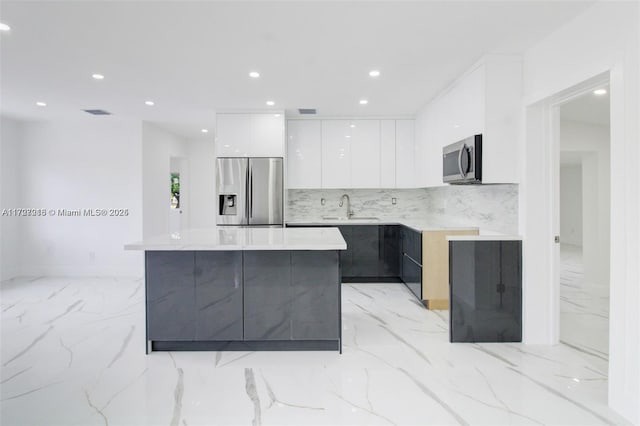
left=216, top=113, right=284, bottom=158
left=286, top=120, right=321, bottom=189
left=395, top=120, right=416, bottom=188
left=321, top=120, right=351, bottom=188
left=414, top=55, right=522, bottom=186
left=380, top=120, right=396, bottom=188
left=350, top=120, right=381, bottom=188
left=286, top=118, right=414, bottom=189
left=216, top=114, right=252, bottom=157
left=251, top=114, right=285, bottom=157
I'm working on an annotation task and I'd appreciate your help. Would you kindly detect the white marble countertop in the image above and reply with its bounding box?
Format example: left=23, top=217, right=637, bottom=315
left=286, top=219, right=479, bottom=233
left=124, top=227, right=347, bottom=251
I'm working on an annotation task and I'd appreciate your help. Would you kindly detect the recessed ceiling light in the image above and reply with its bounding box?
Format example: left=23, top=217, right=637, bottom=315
left=593, top=88, right=607, bottom=95
left=0, top=23, right=10, bottom=32
left=92, top=74, right=105, bottom=80
left=369, top=70, right=380, bottom=77
left=274, top=114, right=281, bottom=117
left=359, top=99, right=368, bottom=105
left=36, top=101, right=47, bottom=107
left=266, top=100, right=275, bottom=106
left=201, top=129, right=209, bottom=133
left=145, top=100, right=155, bottom=106
left=350, top=124, right=356, bottom=128
left=249, top=71, right=260, bottom=78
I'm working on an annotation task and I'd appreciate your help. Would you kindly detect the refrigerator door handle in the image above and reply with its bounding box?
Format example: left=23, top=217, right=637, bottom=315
left=248, top=162, right=253, bottom=219
left=246, top=163, right=251, bottom=220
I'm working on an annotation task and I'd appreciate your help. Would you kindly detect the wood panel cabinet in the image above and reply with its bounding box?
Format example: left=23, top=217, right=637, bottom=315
left=422, top=229, right=479, bottom=309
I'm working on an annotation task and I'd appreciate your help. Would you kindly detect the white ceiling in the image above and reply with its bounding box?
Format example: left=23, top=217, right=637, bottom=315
left=0, top=1, right=595, bottom=140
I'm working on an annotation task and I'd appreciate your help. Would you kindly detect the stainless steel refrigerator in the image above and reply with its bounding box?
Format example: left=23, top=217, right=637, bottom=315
left=216, top=157, right=283, bottom=226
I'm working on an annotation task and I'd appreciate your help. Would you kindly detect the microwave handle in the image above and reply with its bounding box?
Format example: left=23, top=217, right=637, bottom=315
left=457, top=144, right=466, bottom=178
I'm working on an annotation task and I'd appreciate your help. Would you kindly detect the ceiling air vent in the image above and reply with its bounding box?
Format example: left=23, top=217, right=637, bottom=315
left=83, top=109, right=112, bottom=115
left=298, top=108, right=316, bottom=115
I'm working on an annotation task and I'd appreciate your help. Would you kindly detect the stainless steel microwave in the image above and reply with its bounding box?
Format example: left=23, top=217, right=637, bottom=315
left=443, top=135, right=482, bottom=184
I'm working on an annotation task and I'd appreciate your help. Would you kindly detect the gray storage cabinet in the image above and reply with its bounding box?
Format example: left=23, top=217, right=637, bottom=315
left=449, top=240, right=522, bottom=343
left=145, top=249, right=341, bottom=351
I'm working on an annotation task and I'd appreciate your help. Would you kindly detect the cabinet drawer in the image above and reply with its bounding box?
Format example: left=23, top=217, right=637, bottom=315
left=402, top=254, right=422, bottom=300
left=401, top=226, right=422, bottom=263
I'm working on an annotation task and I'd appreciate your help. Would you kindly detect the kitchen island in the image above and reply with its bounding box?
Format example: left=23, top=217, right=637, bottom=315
left=125, top=227, right=346, bottom=353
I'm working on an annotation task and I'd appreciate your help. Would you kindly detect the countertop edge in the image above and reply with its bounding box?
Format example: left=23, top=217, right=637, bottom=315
left=446, top=235, right=523, bottom=241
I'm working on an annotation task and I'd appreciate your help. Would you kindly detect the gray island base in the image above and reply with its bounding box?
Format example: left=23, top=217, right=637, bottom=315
left=125, top=228, right=346, bottom=353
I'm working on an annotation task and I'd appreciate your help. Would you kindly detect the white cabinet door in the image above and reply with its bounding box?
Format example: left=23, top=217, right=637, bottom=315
left=350, top=120, right=380, bottom=188
left=321, top=120, right=351, bottom=188
left=453, top=65, right=484, bottom=142
left=216, top=113, right=284, bottom=157
left=380, top=120, right=396, bottom=188
left=252, top=114, right=284, bottom=157
left=216, top=114, right=252, bottom=157
left=286, top=120, right=321, bottom=188
left=395, top=120, right=415, bottom=188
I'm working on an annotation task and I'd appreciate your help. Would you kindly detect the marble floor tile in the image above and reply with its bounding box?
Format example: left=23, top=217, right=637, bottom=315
left=1, top=276, right=627, bottom=425
left=559, top=244, right=609, bottom=363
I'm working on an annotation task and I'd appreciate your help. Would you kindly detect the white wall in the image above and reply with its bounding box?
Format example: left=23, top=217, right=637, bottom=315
left=520, top=1, right=639, bottom=422
left=0, top=117, right=23, bottom=280
left=559, top=164, right=582, bottom=246
left=142, top=122, right=187, bottom=238
left=3, top=116, right=144, bottom=277
left=186, top=140, right=216, bottom=229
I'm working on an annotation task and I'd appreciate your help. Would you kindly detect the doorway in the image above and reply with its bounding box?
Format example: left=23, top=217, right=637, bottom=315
left=169, top=157, right=189, bottom=234
left=558, top=86, right=611, bottom=364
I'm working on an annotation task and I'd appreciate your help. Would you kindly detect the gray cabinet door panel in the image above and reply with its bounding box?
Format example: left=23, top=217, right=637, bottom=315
left=402, top=254, right=422, bottom=300
left=379, top=225, right=401, bottom=277
left=401, top=226, right=422, bottom=264
left=351, top=225, right=379, bottom=277
left=195, top=252, right=243, bottom=341
left=244, top=251, right=292, bottom=340
left=146, top=251, right=196, bottom=340
left=449, top=240, right=522, bottom=342
left=337, top=226, right=354, bottom=278
left=291, top=251, right=340, bottom=340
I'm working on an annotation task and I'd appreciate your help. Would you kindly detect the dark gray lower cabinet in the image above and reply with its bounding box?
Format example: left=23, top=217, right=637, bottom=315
left=400, top=226, right=423, bottom=301
left=146, top=251, right=196, bottom=341
left=338, top=225, right=400, bottom=282
left=145, top=249, right=341, bottom=351
left=291, top=251, right=340, bottom=340
left=350, top=225, right=379, bottom=277
left=243, top=251, right=292, bottom=340
left=195, top=252, right=243, bottom=341
left=379, top=225, right=401, bottom=278
left=449, top=240, right=522, bottom=343
left=402, top=254, right=422, bottom=300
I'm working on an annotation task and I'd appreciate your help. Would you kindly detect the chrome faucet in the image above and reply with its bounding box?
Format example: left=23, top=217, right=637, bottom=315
left=339, top=194, right=354, bottom=219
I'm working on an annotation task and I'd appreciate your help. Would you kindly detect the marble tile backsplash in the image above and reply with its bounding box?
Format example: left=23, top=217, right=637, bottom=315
left=287, top=185, right=518, bottom=234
